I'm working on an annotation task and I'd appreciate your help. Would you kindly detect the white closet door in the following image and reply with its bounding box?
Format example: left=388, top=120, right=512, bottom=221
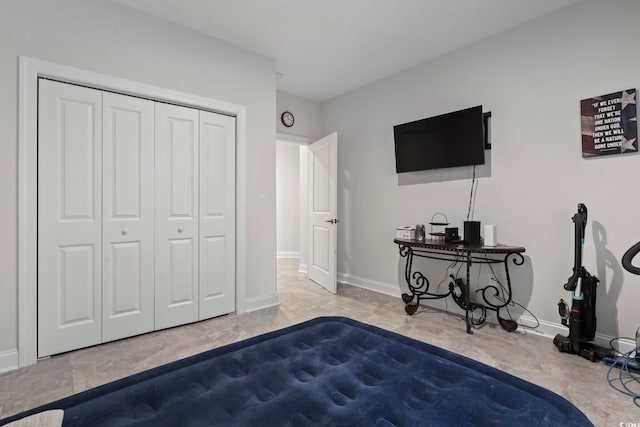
left=155, top=103, right=199, bottom=329
left=102, top=92, right=155, bottom=341
left=38, top=79, right=103, bottom=357
left=198, top=111, right=236, bottom=319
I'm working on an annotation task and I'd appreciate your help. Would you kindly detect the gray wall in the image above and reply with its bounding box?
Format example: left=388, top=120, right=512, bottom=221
left=323, top=0, right=640, bottom=338
left=0, top=0, right=276, bottom=362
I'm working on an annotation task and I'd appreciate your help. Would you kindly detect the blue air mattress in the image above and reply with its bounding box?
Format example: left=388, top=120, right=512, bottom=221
left=0, top=317, right=591, bottom=426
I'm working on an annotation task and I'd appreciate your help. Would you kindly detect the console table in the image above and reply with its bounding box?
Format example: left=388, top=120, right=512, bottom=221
left=394, top=238, right=526, bottom=334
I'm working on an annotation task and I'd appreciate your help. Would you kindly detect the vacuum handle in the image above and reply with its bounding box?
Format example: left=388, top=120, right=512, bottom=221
left=578, top=203, right=587, bottom=236
left=622, top=241, right=640, bottom=275
left=564, top=204, right=586, bottom=291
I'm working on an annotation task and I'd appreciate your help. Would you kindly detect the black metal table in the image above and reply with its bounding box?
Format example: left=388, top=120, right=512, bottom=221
left=394, top=238, right=526, bottom=334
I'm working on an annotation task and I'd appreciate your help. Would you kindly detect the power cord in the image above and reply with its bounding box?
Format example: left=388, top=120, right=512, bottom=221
left=503, top=298, right=540, bottom=330
left=469, top=304, right=487, bottom=326
left=604, top=340, right=640, bottom=407
left=439, top=257, right=464, bottom=315
left=444, top=258, right=487, bottom=326
left=466, top=165, right=478, bottom=221
left=438, top=255, right=536, bottom=330
left=478, top=256, right=541, bottom=330
left=610, top=337, right=633, bottom=358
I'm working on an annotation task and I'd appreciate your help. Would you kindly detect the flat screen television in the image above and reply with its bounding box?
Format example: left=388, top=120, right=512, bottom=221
left=394, top=105, right=485, bottom=173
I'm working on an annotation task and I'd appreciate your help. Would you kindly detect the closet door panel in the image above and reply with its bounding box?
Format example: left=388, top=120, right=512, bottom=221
left=38, top=79, right=103, bottom=357
left=155, top=103, right=199, bottom=329
left=199, top=111, right=236, bottom=319
left=102, top=92, right=155, bottom=341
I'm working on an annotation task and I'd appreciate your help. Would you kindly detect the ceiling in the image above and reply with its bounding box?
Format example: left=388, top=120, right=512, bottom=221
left=112, top=0, right=582, bottom=102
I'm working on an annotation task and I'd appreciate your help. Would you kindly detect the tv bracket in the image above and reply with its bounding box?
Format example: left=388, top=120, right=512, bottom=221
left=483, top=111, right=492, bottom=150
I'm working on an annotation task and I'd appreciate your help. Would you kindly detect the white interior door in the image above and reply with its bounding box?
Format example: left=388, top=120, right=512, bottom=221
left=38, top=79, right=103, bottom=357
left=308, top=132, right=338, bottom=294
left=102, top=92, right=155, bottom=341
left=199, top=111, right=236, bottom=319
left=155, top=103, right=200, bottom=329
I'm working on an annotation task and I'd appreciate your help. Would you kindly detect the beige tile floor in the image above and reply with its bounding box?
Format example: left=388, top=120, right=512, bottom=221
left=0, top=258, right=638, bottom=425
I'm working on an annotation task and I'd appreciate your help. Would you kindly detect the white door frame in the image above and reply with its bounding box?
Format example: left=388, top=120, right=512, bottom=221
left=18, top=56, right=248, bottom=367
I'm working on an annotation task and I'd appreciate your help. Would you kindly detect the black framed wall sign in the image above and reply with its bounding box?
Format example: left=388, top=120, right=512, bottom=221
left=580, top=88, right=637, bottom=157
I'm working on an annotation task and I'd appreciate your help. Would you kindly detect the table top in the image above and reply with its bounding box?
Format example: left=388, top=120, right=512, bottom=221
left=394, top=238, right=525, bottom=254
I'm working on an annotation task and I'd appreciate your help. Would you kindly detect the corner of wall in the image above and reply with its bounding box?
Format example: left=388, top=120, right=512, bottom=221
left=0, top=349, right=19, bottom=374
left=244, top=294, right=280, bottom=313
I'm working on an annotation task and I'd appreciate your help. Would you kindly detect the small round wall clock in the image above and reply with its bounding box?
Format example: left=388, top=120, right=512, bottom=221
left=281, top=111, right=295, bottom=127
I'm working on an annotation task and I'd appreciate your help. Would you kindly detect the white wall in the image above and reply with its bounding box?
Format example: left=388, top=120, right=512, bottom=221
left=323, top=0, right=640, bottom=339
left=276, top=141, right=301, bottom=257
left=0, top=0, right=276, bottom=365
left=298, top=145, right=310, bottom=272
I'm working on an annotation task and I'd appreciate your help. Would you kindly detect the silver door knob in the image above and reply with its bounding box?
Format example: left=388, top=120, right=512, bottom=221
left=121, top=229, right=128, bottom=236
left=325, top=219, right=339, bottom=224
left=178, top=227, right=184, bottom=233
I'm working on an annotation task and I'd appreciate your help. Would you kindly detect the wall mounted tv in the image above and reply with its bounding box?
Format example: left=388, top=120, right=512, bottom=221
left=394, top=105, right=486, bottom=173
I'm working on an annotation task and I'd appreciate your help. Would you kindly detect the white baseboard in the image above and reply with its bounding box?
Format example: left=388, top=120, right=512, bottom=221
left=517, top=315, right=565, bottom=339
left=519, top=315, right=636, bottom=355
left=337, top=272, right=402, bottom=298
left=0, top=349, right=19, bottom=374
left=277, top=251, right=300, bottom=259
left=244, top=293, right=280, bottom=312
left=298, top=263, right=308, bottom=274
left=337, top=271, right=635, bottom=355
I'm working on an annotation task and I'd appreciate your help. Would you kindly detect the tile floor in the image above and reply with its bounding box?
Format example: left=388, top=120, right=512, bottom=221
left=0, top=258, right=637, bottom=425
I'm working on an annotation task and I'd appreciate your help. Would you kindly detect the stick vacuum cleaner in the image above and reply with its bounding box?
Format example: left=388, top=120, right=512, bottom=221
left=619, top=240, right=640, bottom=363
left=599, top=232, right=640, bottom=369
left=553, top=203, right=613, bottom=361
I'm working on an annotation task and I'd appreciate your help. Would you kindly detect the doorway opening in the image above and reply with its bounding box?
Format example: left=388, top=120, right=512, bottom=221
left=276, top=136, right=310, bottom=290
left=275, top=132, right=338, bottom=295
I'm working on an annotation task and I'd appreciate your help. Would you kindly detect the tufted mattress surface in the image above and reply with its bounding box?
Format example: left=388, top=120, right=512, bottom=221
left=1, top=317, right=591, bottom=426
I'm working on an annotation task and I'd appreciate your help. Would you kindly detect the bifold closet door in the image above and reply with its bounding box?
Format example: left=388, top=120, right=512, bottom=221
left=155, top=103, right=200, bottom=329
left=199, top=111, right=236, bottom=318
left=38, top=79, right=103, bottom=357
left=38, top=80, right=237, bottom=355
left=102, top=92, right=155, bottom=341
